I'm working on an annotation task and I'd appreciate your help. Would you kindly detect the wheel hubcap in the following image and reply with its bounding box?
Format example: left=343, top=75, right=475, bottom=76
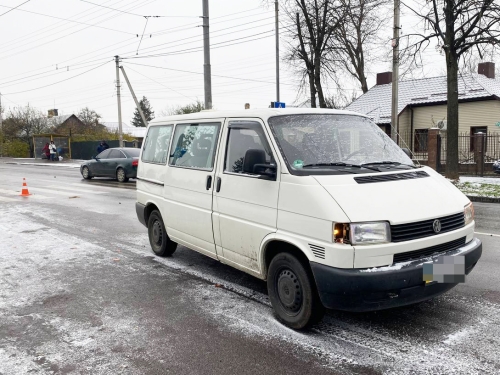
left=276, top=269, right=302, bottom=313
left=118, top=169, right=124, bottom=180
left=83, top=168, right=88, bottom=178
left=152, top=220, right=162, bottom=246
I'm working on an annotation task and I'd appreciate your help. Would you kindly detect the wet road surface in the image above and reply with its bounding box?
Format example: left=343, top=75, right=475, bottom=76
left=0, top=163, right=499, bottom=374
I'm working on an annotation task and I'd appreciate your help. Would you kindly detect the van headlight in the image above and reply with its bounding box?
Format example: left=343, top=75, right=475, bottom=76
left=464, top=202, right=474, bottom=226
left=350, top=222, right=391, bottom=245
left=333, top=222, right=391, bottom=244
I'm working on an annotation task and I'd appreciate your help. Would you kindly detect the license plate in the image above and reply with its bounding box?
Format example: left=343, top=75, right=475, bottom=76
left=423, top=255, right=466, bottom=284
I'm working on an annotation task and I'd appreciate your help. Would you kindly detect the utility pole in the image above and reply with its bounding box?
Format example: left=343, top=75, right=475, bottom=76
left=115, top=55, right=124, bottom=147
left=390, top=0, right=400, bottom=144
left=275, top=0, right=280, bottom=102
left=120, top=66, right=148, bottom=127
left=202, top=0, right=212, bottom=110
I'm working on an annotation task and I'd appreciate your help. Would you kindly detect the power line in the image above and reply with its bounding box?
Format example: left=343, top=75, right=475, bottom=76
left=0, top=0, right=156, bottom=61
left=0, top=4, right=136, bottom=35
left=79, top=0, right=197, bottom=18
left=0, top=0, right=30, bottom=18
left=123, top=65, right=197, bottom=101
left=123, top=61, right=297, bottom=86
left=4, top=60, right=112, bottom=95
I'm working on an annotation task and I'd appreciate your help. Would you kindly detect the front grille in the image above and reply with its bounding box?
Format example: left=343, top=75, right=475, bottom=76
left=393, top=237, right=466, bottom=263
left=354, top=171, right=429, bottom=184
left=390, top=212, right=464, bottom=242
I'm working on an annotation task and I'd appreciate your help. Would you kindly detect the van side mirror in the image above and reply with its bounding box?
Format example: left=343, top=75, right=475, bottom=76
left=243, top=149, right=277, bottom=180
left=401, top=148, right=411, bottom=158
left=254, top=163, right=277, bottom=179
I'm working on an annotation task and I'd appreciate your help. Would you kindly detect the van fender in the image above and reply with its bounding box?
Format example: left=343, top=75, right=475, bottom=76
left=259, top=232, right=313, bottom=279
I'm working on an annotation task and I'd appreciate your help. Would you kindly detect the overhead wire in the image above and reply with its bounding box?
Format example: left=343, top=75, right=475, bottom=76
left=79, top=0, right=197, bottom=18
left=0, top=0, right=157, bottom=61
left=0, top=0, right=30, bottom=18
left=4, top=60, right=112, bottom=95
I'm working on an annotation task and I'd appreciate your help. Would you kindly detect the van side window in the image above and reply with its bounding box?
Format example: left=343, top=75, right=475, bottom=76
left=225, top=121, right=274, bottom=175
left=142, top=125, right=173, bottom=164
left=169, top=123, right=220, bottom=170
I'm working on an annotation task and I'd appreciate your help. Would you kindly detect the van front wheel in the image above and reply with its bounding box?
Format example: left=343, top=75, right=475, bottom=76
left=267, top=253, right=324, bottom=329
left=148, top=210, right=177, bottom=257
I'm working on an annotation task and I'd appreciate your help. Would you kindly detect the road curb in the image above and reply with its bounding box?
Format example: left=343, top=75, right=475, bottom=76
left=467, top=195, right=500, bottom=204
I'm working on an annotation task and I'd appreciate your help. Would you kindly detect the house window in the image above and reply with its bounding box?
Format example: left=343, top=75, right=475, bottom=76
left=470, top=127, right=487, bottom=152
left=414, top=129, right=428, bottom=152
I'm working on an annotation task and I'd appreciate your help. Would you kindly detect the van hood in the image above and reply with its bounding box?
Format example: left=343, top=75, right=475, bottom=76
left=313, top=168, right=469, bottom=224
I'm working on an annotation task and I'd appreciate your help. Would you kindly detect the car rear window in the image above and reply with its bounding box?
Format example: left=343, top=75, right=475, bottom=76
left=124, top=148, right=141, bottom=157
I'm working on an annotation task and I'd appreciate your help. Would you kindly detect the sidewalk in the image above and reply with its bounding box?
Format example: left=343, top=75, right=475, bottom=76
left=0, top=157, right=84, bottom=169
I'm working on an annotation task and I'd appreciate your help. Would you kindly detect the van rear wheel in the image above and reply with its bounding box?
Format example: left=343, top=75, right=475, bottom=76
left=148, top=210, right=177, bottom=257
left=267, top=253, right=324, bottom=329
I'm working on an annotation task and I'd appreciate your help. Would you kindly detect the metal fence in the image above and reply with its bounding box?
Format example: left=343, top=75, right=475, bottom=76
left=401, top=130, right=500, bottom=165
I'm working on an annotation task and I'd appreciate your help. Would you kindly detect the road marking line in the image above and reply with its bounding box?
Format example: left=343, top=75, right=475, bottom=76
left=0, top=196, right=18, bottom=202
left=29, top=187, right=92, bottom=197
left=0, top=189, right=47, bottom=199
left=44, top=185, right=107, bottom=195
left=475, top=231, right=500, bottom=238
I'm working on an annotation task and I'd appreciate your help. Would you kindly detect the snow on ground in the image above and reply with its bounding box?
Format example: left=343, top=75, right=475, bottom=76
left=460, top=176, right=500, bottom=185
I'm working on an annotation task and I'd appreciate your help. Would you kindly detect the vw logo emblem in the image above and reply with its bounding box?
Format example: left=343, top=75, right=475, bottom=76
left=433, top=219, right=442, bottom=233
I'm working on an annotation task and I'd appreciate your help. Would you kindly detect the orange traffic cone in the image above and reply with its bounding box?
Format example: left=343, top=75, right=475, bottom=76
left=20, top=178, right=31, bottom=196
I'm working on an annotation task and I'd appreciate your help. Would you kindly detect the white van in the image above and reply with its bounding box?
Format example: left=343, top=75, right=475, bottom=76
left=136, top=108, right=482, bottom=329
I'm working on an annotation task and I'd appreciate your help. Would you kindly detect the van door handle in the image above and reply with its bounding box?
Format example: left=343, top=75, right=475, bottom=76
left=216, top=177, right=221, bottom=192
left=206, top=175, right=212, bottom=190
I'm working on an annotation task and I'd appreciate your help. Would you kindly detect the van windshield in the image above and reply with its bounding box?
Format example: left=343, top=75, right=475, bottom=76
left=268, top=114, right=414, bottom=175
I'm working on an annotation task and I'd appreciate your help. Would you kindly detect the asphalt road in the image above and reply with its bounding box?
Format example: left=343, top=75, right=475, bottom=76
left=0, top=161, right=499, bottom=374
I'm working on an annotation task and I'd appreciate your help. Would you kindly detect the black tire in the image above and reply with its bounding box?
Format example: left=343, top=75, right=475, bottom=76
left=116, top=167, right=129, bottom=183
left=82, top=166, right=92, bottom=180
left=267, top=252, right=324, bottom=329
left=147, top=210, right=177, bottom=257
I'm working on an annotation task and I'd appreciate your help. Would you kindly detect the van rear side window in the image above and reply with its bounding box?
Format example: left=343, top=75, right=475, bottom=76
left=142, top=125, right=173, bottom=164
left=169, top=123, right=220, bottom=170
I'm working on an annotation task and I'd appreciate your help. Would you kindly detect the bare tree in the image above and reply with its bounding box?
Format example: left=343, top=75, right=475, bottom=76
left=401, top=0, right=500, bottom=179
left=330, top=0, right=391, bottom=94
left=2, top=105, right=50, bottom=157
left=281, top=0, right=341, bottom=107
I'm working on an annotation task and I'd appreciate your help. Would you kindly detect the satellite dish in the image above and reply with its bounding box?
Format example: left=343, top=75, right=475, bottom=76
left=437, top=120, right=447, bottom=131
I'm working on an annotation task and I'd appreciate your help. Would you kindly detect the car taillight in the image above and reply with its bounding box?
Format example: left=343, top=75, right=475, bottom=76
left=132, top=159, right=138, bottom=167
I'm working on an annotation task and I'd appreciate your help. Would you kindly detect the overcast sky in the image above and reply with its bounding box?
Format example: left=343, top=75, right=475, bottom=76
left=0, top=0, right=492, bottom=125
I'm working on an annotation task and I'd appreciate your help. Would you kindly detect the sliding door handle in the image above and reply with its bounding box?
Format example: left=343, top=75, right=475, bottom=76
left=206, top=175, right=212, bottom=190
left=216, top=177, right=221, bottom=192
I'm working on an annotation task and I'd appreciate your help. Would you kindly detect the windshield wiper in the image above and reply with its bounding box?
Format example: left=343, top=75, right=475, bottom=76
left=302, top=162, right=380, bottom=172
left=361, top=161, right=417, bottom=169
left=302, top=162, right=351, bottom=168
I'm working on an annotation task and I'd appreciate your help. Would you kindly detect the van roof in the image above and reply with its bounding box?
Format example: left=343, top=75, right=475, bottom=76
left=148, top=108, right=366, bottom=126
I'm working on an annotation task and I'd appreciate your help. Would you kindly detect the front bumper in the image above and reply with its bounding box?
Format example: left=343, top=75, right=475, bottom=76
left=311, top=237, right=482, bottom=312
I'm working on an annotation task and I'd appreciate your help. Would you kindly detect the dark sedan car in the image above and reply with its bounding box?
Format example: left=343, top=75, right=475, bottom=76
left=80, top=147, right=140, bottom=182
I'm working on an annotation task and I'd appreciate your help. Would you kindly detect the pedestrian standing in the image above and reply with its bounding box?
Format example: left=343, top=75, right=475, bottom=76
left=42, top=143, right=50, bottom=160
left=97, top=141, right=104, bottom=154
left=102, top=140, right=109, bottom=150
left=49, top=140, right=57, bottom=161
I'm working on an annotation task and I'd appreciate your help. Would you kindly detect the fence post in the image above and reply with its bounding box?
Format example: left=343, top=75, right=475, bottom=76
left=427, top=128, right=441, bottom=172
left=474, top=132, right=485, bottom=177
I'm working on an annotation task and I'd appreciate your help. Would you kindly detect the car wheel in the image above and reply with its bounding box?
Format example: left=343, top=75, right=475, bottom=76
left=82, top=166, right=92, bottom=179
left=148, top=210, right=177, bottom=257
left=116, top=168, right=129, bottom=182
left=267, top=252, right=324, bottom=329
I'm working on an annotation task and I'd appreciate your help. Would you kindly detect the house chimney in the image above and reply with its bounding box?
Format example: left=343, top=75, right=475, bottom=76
left=478, top=62, right=495, bottom=79
left=376, top=72, right=392, bottom=85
